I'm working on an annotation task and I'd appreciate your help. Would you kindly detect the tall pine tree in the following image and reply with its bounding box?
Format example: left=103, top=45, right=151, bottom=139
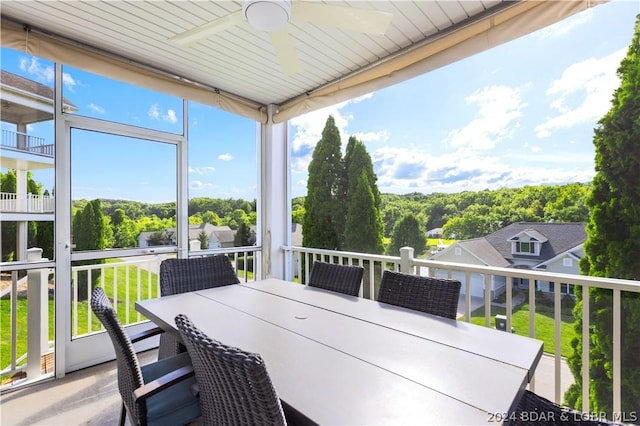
left=344, top=171, right=384, bottom=253
left=303, top=116, right=344, bottom=250
left=565, top=14, right=640, bottom=417
left=343, top=137, right=383, bottom=254
left=72, top=199, right=107, bottom=299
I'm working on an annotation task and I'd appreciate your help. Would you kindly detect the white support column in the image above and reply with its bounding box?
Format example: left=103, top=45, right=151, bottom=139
left=16, top=169, right=28, bottom=261
left=260, top=105, right=289, bottom=280
left=26, top=248, right=48, bottom=380
left=176, top=99, right=189, bottom=259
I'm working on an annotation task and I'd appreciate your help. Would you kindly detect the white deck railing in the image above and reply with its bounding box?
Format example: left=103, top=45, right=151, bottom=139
left=4, top=243, right=638, bottom=415
left=1, top=129, right=53, bottom=157
left=1, top=247, right=258, bottom=385
left=284, top=245, right=640, bottom=415
left=0, top=192, right=55, bottom=213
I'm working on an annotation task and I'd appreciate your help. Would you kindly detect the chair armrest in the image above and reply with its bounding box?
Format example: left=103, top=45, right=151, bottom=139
left=133, top=365, right=195, bottom=404
left=130, top=326, right=165, bottom=344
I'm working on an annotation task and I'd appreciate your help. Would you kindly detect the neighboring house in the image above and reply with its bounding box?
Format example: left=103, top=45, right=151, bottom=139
left=291, top=223, right=303, bottom=247
left=427, top=228, right=443, bottom=238
left=138, top=224, right=236, bottom=249
left=430, top=222, right=586, bottom=299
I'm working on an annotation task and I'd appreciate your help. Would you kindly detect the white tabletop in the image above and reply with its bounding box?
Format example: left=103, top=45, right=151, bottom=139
left=136, top=279, right=543, bottom=425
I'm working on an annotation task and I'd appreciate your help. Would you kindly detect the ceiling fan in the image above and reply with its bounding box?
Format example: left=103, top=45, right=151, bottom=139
left=169, top=0, right=393, bottom=75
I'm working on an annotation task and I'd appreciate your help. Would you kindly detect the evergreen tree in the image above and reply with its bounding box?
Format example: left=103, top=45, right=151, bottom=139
left=344, top=172, right=384, bottom=253
left=198, top=230, right=209, bottom=249
left=565, top=14, right=640, bottom=417
left=72, top=199, right=107, bottom=299
left=303, top=115, right=343, bottom=249
left=234, top=221, right=251, bottom=247
left=389, top=213, right=426, bottom=256
left=343, top=137, right=384, bottom=254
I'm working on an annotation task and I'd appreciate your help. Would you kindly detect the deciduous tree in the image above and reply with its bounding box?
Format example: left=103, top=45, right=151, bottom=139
left=389, top=213, right=426, bottom=256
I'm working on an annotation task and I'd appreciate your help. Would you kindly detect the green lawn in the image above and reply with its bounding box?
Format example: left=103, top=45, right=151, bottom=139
left=1, top=260, right=159, bottom=376
left=470, top=302, right=576, bottom=357
left=0, top=298, right=55, bottom=374
left=1, top=259, right=257, bottom=375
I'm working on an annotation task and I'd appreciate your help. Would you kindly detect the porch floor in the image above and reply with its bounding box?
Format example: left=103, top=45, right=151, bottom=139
left=1, top=348, right=572, bottom=425
left=1, top=350, right=158, bottom=426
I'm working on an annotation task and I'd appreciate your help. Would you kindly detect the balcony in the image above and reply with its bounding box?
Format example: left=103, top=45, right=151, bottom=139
left=1, top=129, right=53, bottom=158
left=0, top=192, right=54, bottom=214
left=1, top=245, right=638, bottom=423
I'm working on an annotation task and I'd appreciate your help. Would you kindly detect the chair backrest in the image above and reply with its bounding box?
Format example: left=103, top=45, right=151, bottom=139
left=90, top=287, right=145, bottom=422
left=510, top=390, right=624, bottom=425
left=378, top=270, right=461, bottom=319
left=159, top=255, right=240, bottom=296
left=175, top=314, right=286, bottom=426
left=158, top=255, right=240, bottom=359
left=307, top=261, right=364, bottom=296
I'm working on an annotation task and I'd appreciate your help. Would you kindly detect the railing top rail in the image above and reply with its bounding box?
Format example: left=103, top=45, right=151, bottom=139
left=191, top=246, right=261, bottom=256
left=413, top=258, right=640, bottom=293
left=286, top=245, right=640, bottom=294
left=283, top=245, right=400, bottom=263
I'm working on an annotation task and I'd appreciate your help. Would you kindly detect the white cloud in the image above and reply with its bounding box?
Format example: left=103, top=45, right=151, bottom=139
left=290, top=94, right=388, bottom=173
left=445, top=85, right=526, bottom=151
left=535, top=8, right=593, bottom=39
left=189, top=166, right=215, bottom=175
left=218, top=153, right=233, bottom=161
left=164, top=109, right=177, bottom=123
left=19, top=55, right=76, bottom=91
left=535, top=48, right=625, bottom=138
left=88, top=103, right=105, bottom=114
left=352, top=130, right=390, bottom=143
left=148, top=104, right=160, bottom=120
left=370, top=145, right=594, bottom=195
left=190, top=180, right=213, bottom=190
left=148, top=104, right=177, bottom=123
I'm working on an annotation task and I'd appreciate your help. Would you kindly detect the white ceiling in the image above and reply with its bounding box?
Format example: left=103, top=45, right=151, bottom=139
left=1, top=1, right=599, bottom=120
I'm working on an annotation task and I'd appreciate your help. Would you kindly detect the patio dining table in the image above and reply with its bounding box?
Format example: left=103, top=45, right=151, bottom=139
left=135, top=278, right=543, bottom=425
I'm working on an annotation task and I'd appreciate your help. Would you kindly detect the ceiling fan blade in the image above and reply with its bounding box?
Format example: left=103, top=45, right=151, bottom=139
left=293, top=2, right=392, bottom=36
left=170, top=10, right=244, bottom=46
left=269, top=29, right=303, bottom=75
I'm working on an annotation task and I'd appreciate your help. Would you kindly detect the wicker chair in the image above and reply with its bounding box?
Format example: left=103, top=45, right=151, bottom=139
left=508, top=390, right=627, bottom=425
left=90, top=287, right=201, bottom=426
left=377, top=270, right=461, bottom=319
left=175, top=314, right=287, bottom=426
left=307, top=261, right=364, bottom=296
left=157, top=255, right=240, bottom=359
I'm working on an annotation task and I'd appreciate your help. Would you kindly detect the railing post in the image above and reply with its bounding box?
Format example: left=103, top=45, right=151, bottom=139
left=26, top=247, right=49, bottom=380
left=399, top=246, right=415, bottom=274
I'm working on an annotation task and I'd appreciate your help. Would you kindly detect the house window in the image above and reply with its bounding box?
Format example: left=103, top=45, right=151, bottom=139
left=515, top=241, right=536, bottom=254
left=454, top=247, right=462, bottom=256
left=563, top=257, right=573, bottom=267
left=561, top=283, right=575, bottom=295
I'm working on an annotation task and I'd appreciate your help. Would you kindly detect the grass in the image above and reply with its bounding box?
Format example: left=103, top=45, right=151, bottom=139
left=1, top=259, right=159, bottom=377
left=1, top=259, right=256, bottom=375
left=470, top=301, right=576, bottom=357
left=72, top=259, right=160, bottom=336
left=0, top=298, right=55, bottom=373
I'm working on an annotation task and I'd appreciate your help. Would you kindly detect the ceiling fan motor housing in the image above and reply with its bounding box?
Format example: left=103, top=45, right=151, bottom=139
left=243, top=0, right=292, bottom=32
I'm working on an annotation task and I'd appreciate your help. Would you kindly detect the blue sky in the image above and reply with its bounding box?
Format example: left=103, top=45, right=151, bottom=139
left=290, top=0, right=639, bottom=197
left=1, top=0, right=638, bottom=203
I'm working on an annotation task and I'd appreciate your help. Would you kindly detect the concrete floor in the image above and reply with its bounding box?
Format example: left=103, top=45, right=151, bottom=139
left=1, top=348, right=573, bottom=426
